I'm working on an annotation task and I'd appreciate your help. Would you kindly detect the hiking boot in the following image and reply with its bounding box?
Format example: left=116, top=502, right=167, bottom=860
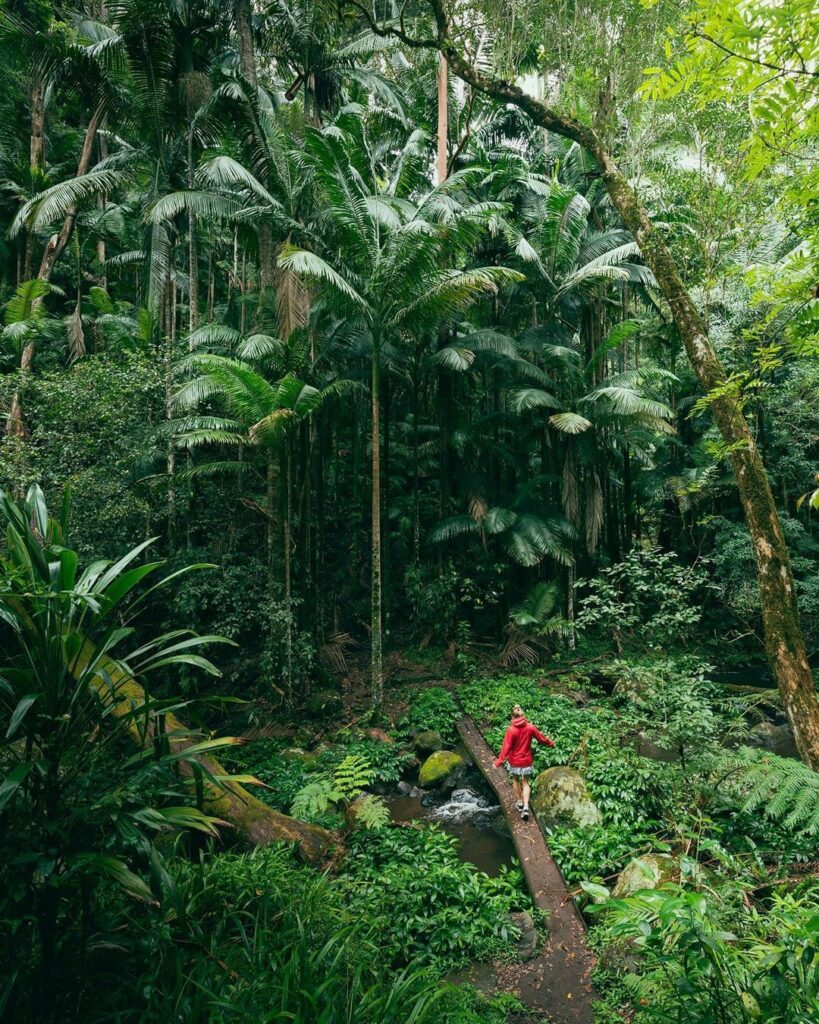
left=521, top=807, right=530, bottom=821
left=515, top=800, right=524, bottom=811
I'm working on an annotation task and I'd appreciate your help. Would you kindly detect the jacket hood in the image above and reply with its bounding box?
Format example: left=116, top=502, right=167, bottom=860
left=512, top=716, right=528, bottom=728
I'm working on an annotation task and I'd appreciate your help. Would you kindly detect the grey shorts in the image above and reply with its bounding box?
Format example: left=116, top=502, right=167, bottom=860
left=508, top=765, right=533, bottom=778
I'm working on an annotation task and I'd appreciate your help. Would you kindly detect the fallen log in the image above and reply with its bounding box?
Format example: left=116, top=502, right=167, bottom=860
left=74, top=641, right=334, bottom=864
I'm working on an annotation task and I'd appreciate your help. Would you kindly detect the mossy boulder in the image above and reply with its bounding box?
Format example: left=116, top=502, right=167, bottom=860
left=413, top=730, right=443, bottom=755
left=530, top=766, right=602, bottom=828
left=612, top=854, right=677, bottom=898
left=418, top=750, right=465, bottom=790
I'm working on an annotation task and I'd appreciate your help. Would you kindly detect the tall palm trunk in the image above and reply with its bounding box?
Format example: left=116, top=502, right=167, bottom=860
left=429, top=6, right=819, bottom=768
left=371, top=336, right=383, bottom=707
left=165, top=273, right=177, bottom=551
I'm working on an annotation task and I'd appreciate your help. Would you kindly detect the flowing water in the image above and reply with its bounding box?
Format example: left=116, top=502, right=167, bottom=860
left=387, top=786, right=516, bottom=877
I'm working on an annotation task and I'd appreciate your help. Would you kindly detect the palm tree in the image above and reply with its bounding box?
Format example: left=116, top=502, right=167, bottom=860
left=280, top=125, right=521, bottom=705
left=174, top=332, right=355, bottom=699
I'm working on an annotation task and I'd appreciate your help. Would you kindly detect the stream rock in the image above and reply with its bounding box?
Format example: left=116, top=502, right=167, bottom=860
left=509, top=910, right=538, bottom=960
left=612, top=853, right=677, bottom=897
left=530, top=766, right=602, bottom=828
left=413, top=730, right=443, bottom=755
left=397, top=780, right=426, bottom=799
left=747, top=721, right=799, bottom=759
left=418, top=750, right=466, bottom=790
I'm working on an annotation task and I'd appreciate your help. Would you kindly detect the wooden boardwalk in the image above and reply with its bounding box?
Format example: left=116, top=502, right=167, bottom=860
left=456, top=716, right=597, bottom=1023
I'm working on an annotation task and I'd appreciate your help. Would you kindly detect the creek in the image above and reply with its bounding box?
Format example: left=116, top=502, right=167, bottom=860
left=387, top=785, right=516, bottom=877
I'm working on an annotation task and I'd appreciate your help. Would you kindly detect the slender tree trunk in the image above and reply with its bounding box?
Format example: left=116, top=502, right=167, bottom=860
left=165, top=275, right=177, bottom=551
left=371, top=338, right=383, bottom=707
left=437, top=55, right=448, bottom=185
left=30, top=73, right=45, bottom=171
left=6, top=104, right=104, bottom=439
left=233, top=0, right=257, bottom=86
left=97, top=131, right=109, bottom=287
left=413, top=0, right=819, bottom=768
left=283, top=437, right=294, bottom=702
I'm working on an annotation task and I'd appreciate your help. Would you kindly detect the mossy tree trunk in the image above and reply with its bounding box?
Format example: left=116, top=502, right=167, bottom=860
left=366, top=0, right=819, bottom=769
left=74, top=641, right=334, bottom=863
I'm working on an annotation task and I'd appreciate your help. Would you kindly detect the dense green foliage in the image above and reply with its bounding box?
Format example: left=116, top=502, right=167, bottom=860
left=1, top=0, right=818, bottom=1021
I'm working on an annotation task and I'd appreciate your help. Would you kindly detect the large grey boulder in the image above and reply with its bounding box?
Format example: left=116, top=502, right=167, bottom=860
left=747, top=721, right=799, bottom=759
left=530, top=766, right=602, bottom=828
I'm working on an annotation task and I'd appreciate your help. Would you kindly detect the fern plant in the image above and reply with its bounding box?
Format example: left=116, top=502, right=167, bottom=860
left=290, top=754, right=388, bottom=828
left=350, top=794, right=391, bottom=830
left=290, top=778, right=340, bottom=820
left=731, top=747, right=819, bottom=835
left=332, top=755, right=375, bottom=801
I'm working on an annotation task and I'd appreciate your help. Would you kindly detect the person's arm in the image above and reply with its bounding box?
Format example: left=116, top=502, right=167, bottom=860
left=493, top=727, right=513, bottom=767
left=531, top=725, right=555, bottom=748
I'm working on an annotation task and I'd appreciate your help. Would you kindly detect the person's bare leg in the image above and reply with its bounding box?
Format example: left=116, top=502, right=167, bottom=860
left=522, top=777, right=531, bottom=809
left=511, top=777, right=522, bottom=805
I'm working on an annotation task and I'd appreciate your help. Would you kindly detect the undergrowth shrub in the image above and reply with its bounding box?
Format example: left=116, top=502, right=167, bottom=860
left=591, top=883, right=819, bottom=1024
left=407, top=686, right=461, bottom=740
left=341, top=825, right=529, bottom=970
left=548, top=823, right=667, bottom=886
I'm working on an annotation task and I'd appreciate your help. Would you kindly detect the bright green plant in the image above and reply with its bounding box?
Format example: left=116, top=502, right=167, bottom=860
left=408, top=686, right=461, bottom=739
left=0, top=485, right=232, bottom=1018
left=99, top=843, right=459, bottom=1024
left=593, top=883, right=819, bottom=1023
left=576, top=548, right=712, bottom=653
left=548, top=823, right=667, bottom=887
left=342, top=825, right=529, bottom=970
left=290, top=753, right=388, bottom=827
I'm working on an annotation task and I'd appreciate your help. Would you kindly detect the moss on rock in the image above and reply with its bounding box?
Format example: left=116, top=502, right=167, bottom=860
left=530, top=766, right=601, bottom=828
left=418, top=749, right=465, bottom=789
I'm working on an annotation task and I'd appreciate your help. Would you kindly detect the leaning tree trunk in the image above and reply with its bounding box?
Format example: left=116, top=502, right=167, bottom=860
left=404, top=0, right=819, bottom=769
left=73, top=641, right=333, bottom=863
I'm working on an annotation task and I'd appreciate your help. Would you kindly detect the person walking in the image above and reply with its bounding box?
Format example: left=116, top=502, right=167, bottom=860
left=493, top=704, right=554, bottom=821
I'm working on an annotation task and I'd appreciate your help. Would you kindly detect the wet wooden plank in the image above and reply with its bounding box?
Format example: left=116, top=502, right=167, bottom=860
left=456, top=715, right=597, bottom=1024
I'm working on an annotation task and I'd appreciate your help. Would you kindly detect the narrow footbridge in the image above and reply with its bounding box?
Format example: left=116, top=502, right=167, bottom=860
left=456, top=715, right=597, bottom=1023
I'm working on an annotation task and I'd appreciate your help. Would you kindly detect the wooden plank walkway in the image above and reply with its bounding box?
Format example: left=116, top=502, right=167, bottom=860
left=456, top=716, right=597, bottom=1023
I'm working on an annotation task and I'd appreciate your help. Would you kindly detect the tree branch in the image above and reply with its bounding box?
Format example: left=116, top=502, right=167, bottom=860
left=694, top=30, right=819, bottom=80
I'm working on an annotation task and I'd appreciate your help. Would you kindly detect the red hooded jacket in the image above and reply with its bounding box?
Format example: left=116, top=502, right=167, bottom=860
left=493, top=717, right=554, bottom=768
